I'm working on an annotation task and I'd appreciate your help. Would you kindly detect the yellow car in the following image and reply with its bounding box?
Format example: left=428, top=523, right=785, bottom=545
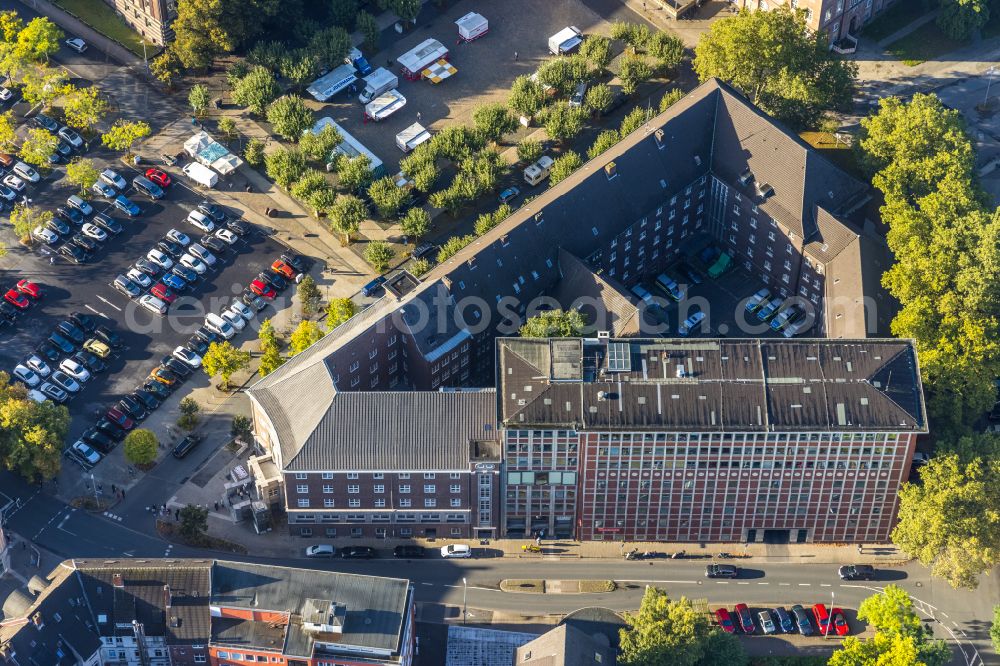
left=83, top=338, right=111, bottom=358
left=148, top=366, right=177, bottom=386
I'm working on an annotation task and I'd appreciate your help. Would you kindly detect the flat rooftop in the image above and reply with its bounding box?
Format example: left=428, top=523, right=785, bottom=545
left=498, top=338, right=926, bottom=432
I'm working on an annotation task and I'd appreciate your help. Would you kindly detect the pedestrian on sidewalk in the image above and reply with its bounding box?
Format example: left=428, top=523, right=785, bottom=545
left=857, top=544, right=863, bottom=554
left=214, top=501, right=219, bottom=511
left=514, top=51, right=518, bottom=61
left=111, top=484, right=117, bottom=494
left=416, top=111, right=422, bottom=121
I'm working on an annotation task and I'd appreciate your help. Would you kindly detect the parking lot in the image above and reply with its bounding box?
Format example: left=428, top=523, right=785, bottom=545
left=310, top=0, right=614, bottom=174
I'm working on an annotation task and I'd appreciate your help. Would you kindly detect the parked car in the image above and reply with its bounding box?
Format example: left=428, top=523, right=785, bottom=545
left=162, top=273, right=186, bottom=292
left=498, top=186, right=520, bottom=204
left=4, top=288, right=30, bottom=310
left=65, top=37, right=88, bottom=53
left=68, top=441, right=101, bottom=468
left=172, top=346, right=202, bottom=368
left=249, top=279, right=276, bottom=299
left=242, top=291, right=267, bottom=311
left=149, top=366, right=178, bottom=386
left=773, top=607, right=795, bottom=633
left=39, top=381, right=67, bottom=403
left=140, top=294, right=168, bottom=315
left=440, top=544, right=472, bottom=559
left=205, top=312, right=235, bottom=339
left=413, top=242, right=436, bottom=260
left=32, top=226, right=59, bottom=245
left=186, top=210, right=214, bottom=232
left=147, top=248, right=174, bottom=270
left=93, top=213, right=123, bottom=235
left=745, top=287, right=772, bottom=313
left=678, top=310, right=706, bottom=336
left=189, top=242, right=216, bottom=266
left=105, top=407, right=134, bottom=431
left=70, top=233, right=98, bottom=253
left=200, top=235, right=227, bottom=255
left=67, top=194, right=93, bottom=216
left=24, top=355, right=51, bottom=378
left=117, top=395, right=147, bottom=421
left=161, top=356, right=192, bottom=379
left=758, top=610, right=777, bottom=635
left=145, top=168, right=171, bottom=188
left=226, top=219, right=251, bottom=236
left=92, top=181, right=117, bottom=198
left=113, top=195, right=141, bottom=217
left=48, top=332, right=76, bottom=354
left=100, top=169, right=127, bottom=190
left=172, top=265, right=199, bottom=285
left=197, top=201, right=227, bottom=223
left=142, top=379, right=171, bottom=401
left=94, top=417, right=126, bottom=441
left=83, top=339, right=111, bottom=358
left=179, top=253, right=208, bottom=275
left=32, top=114, right=58, bottom=132
left=157, top=239, right=184, bottom=258
left=812, top=604, right=832, bottom=636
left=715, top=608, right=736, bottom=634
left=150, top=283, right=177, bottom=304
left=16, top=279, right=42, bottom=300
left=257, top=270, right=285, bottom=291
left=59, top=243, right=88, bottom=264
left=13, top=364, right=40, bottom=387
left=81, top=427, right=115, bottom=453
left=215, top=228, right=239, bottom=245
left=340, top=546, right=376, bottom=559
left=734, top=604, right=755, bottom=634
left=125, top=269, right=152, bottom=290
left=56, top=320, right=86, bottom=344
left=393, top=545, right=425, bottom=558
left=132, top=175, right=164, bottom=200
left=49, top=370, right=81, bottom=394
left=94, top=325, right=123, bottom=349
left=305, top=545, right=336, bottom=558
left=56, top=207, right=85, bottom=227
left=167, top=228, right=192, bottom=246
left=13, top=161, right=40, bottom=183
left=73, top=350, right=105, bottom=374
left=830, top=608, right=850, bottom=636
left=675, top=261, right=703, bottom=285
left=790, top=604, right=813, bottom=635
left=132, top=389, right=161, bottom=411
left=81, top=223, right=107, bottom=242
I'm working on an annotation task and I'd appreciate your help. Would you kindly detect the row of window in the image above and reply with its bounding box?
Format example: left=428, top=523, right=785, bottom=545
left=293, top=512, right=468, bottom=523
left=296, top=484, right=464, bottom=494
left=293, top=472, right=463, bottom=480
left=297, top=497, right=465, bottom=508
left=301, top=526, right=465, bottom=538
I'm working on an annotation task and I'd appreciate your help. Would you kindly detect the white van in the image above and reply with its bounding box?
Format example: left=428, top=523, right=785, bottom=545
left=358, top=68, right=399, bottom=104
left=205, top=312, right=235, bottom=339
left=139, top=294, right=168, bottom=315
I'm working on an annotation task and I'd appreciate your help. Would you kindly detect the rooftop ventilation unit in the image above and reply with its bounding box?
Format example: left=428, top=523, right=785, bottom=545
left=654, top=129, right=666, bottom=148
left=739, top=170, right=754, bottom=186
left=605, top=162, right=617, bottom=180
left=756, top=182, right=774, bottom=199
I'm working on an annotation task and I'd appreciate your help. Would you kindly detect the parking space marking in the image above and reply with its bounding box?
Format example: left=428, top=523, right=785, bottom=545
left=96, top=295, right=122, bottom=312
left=84, top=304, right=107, bottom=317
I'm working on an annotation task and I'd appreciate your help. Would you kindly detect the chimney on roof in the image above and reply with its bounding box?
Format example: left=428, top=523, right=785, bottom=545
left=604, top=162, right=617, bottom=180
left=756, top=182, right=774, bottom=199
left=112, top=573, right=124, bottom=588
left=441, top=276, right=452, bottom=290
left=654, top=129, right=665, bottom=148
left=739, top=169, right=754, bottom=186
left=31, top=612, right=43, bottom=629
left=597, top=331, right=610, bottom=343
left=163, top=585, right=171, bottom=610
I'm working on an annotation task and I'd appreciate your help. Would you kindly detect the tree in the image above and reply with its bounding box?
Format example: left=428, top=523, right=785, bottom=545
left=189, top=83, right=211, bottom=117
left=385, top=0, right=420, bottom=23
left=178, top=504, right=208, bottom=541
left=829, top=633, right=927, bottom=666
left=232, top=66, right=279, bottom=115
left=519, top=309, right=586, bottom=337
left=508, top=74, right=546, bottom=118
left=892, top=437, right=1000, bottom=589
left=231, top=414, right=253, bottom=440
left=580, top=35, right=612, bottom=72
left=517, top=138, right=543, bottom=164
left=63, top=86, right=109, bottom=132
left=264, top=147, right=306, bottom=188
left=19, top=66, right=69, bottom=108
left=65, top=158, right=99, bottom=196
left=659, top=88, right=684, bottom=112
left=306, top=187, right=337, bottom=217
left=244, top=137, right=266, bottom=167
left=472, top=103, right=517, bottom=143
left=536, top=57, right=582, bottom=97
left=0, top=373, right=68, bottom=481
left=248, top=40, right=286, bottom=71
left=363, top=240, right=394, bottom=272
left=257, top=318, right=285, bottom=376
left=585, top=82, right=614, bottom=115
left=992, top=605, right=1000, bottom=653
left=357, top=10, right=379, bottom=52
left=10, top=204, right=51, bottom=243
left=15, top=17, right=62, bottom=62
left=618, top=53, right=653, bottom=96
left=150, top=49, right=183, bottom=88
left=202, top=341, right=251, bottom=390
left=326, top=297, right=357, bottom=330
left=693, top=6, right=857, bottom=128
left=0, top=11, right=24, bottom=43
left=18, top=127, right=57, bottom=167
left=647, top=32, right=685, bottom=72
left=307, top=26, right=351, bottom=66
left=296, top=275, right=321, bottom=315
left=473, top=204, right=513, bottom=236
left=266, top=95, right=313, bottom=140
left=123, top=429, right=158, bottom=465
left=367, top=176, right=408, bottom=218
left=336, top=154, right=374, bottom=192
left=280, top=50, right=319, bottom=89
left=542, top=104, right=587, bottom=143
left=290, top=168, right=328, bottom=200
left=289, top=320, right=324, bottom=355
left=588, top=129, right=620, bottom=160
left=101, top=120, right=151, bottom=158
left=178, top=397, right=200, bottom=430
left=328, top=193, right=367, bottom=245
left=410, top=257, right=430, bottom=277
left=299, top=123, right=341, bottom=162
left=171, top=0, right=233, bottom=70
left=218, top=116, right=237, bottom=139
left=436, top=234, right=475, bottom=263
left=399, top=206, right=430, bottom=243
left=428, top=125, right=484, bottom=161
left=548, top=151, right=583, bottom=186
left=618, top=587, right=748, bottom=666
left=620, top=106, right=655, bottom=136
left=610, top=20, right=651, bottom=52
left=937, top=0, right=990, bottom=40
left=0, top=110, right=16, bottom=150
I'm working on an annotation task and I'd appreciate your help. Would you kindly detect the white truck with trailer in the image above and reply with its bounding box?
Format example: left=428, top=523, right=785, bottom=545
left=397, top=38, right=449, bottom=80
left=396, top=122, right=431, bottom=152
left=523, top=156, right=554, bottom=186
left=306, top=63, right=358, bottom=102
left=182, top=162, right=218, bottom=189
left=364, top=90, right=407, bottom=122
left=359, top=68, right=399, bottom=104
left=455, top=12, right=488, bottom=42
left=548, top=26, right=582, bottom=55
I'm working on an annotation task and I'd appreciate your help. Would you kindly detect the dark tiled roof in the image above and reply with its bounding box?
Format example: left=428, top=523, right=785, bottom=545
left=286, top=389, right=498, bottom=471
left=498, top=338, right=926, bottom=432
left=515, top=624, right=617, bottom=666
left=552, top=249, right=641, bottom=337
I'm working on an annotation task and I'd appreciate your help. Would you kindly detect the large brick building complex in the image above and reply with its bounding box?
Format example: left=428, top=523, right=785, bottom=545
left=731, top=0, right=901, bottom=43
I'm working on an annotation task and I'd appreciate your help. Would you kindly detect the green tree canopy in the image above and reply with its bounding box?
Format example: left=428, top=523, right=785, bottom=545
left=15, top=17, right=62, bottom=62
left=519, top=309, right=586, bottom=338
left=326, top=298, right=357, bottom=330
left=244, top=137, right=266, bottom=167
left=0, top=372, right=68, bottom=481
left=10, top=204, right=52, bottom=243
left=264, top=147, right=306, bottom=189
left=937, top=0, right=990, bottom=40
left=473, top=204, right=513, bottom=236
left=336, top=154, right=374, bottom=192
left=618, top=53, right=652, bottom=96
left=472, top=103, right=518, bottom=143
left=202, top=341, right=251, bottom=390
left=232, top=66, right=279, bottom=115
left=299, top=123, right=342, bottom=162
left=0, top=10, right=24, bottom=43
left=400, top=206, right=430, bottom=243
left=363, top=240, right=394, bottom=272
left=178, top=504, right=208, bottom=540
left=542, top=104, right=587, bottom=143
left=328, top=193, right=367, bottom=244
left=516, top=138, right=543, bottom=164
left=367, top=176, right=409, bottom=219
left=580, top=35, right=612, bottom=72
left=101, top=120, right=151, bottom=157
left=19, top=65, right=69, bottom=108
left=65, top=158, right=100, bottom=196
left=266, top=95, right=313, bottom=140
left=18, top=127, right=56, bottom=167
left=296, top=275, right=321, bottom=315
left=123, top=429, right=158, bottom=465
left=585, top=82, right=614, bottom=115
left=289, top=320, right=324, bottom=355
left=508, top=74, right=546, bottom=118
left=548, top=150, right=583, bottom=186
left=436, top=234, right=475, bottom=263
left=588, top=129, right=620, bottom=160
left=150, top=49, right=183, bottom=88
left=189, top=83, right=211, bottom=116
left=257, top=318, right=285, bottom=377
left=63, top=86, right=109, bottom=132
left=172, top=0, right=234, bottom=70
left=0, top=110, right=16, bottom=150
left=693, top=6, right=857, bottom=128
left=991, top=605, right=1000, bottom=653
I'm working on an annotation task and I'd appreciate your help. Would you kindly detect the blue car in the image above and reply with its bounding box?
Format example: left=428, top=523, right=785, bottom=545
left=162, top=273, right=187, bottom=291
left=113, top=194, right=141, bottom=217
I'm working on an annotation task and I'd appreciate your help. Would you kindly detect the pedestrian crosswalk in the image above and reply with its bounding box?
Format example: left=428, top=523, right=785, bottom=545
left=103, top=511, right=123, bottom=521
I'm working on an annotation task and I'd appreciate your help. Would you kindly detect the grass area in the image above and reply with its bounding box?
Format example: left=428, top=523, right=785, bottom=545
left=577, top=580, right=617, bottom=593
left=862, top=1, right=933, bottom=42
left=51, top=0, right=155, bottom=58
left=499, top=579, right=545, bottom=593
left=800, top=131, right=865, bottom=180
left=886, top=21, right=966, bottom=66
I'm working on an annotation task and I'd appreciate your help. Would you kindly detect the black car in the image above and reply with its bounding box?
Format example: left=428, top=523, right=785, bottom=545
left=94, top=416, right=126, bottom=441
left=57, top=206, right=84, bottom=226
left=340, top=546, right=377, bottom=559
left=35, top=341, right=61, bottom=363
left=46, top=217, right=71, bottom=236
left=171, top=265, right=198, bottom=284
left=48, top=331, right=77, bottom=353
left=158, top=239, right=184, bottom=258
left=94, top=325, right=124, bottom=349
left=705, top=564, right=740, bottom=578
left=194, top=326, right=220, bottom=345
left=32, top=113, right=58, bottom=131
left=0, top=301, right=18, bottom=322
left=56, top=320, right=86, bottom=344
left=241, top=291, right=267, bottom=312
left=226, top=219, right=251, bottom=236
left=93, top=213, right=123, bottom=235
left=59, top=243, right=88, bottom=263
left=186, top=336, right=209, bottom=355
left=161, top=356, right=192, bottom=378
left=258, top=271, right=287, bottom=291
left=132, top=389, right=161, bottom=411
left=600, top=89, right=628, bottom=115
left=676, top=261, right=704, bottom=285
left=81, top=427, right=115, bottom=453
left=142, top=379, right=171, bottom=400
left=55, top=140, right=73, bottom=158
left=69, top=312, right=97, bottom=332
left=172, top=434, right=201, bottom=459
left=838, top=565, right=875, bottom=581
left=393, top=545, right=425, bottom=558
left=135, top=258, right=161, bottom=276
left=280, top=253, right=306, bottom=273
left=70, top=233, right=97, bottom=253
left=197, top=201, right=227, bottom=224
left=72, top=350, right=106, bottom=373
left=118, top=394, right=147, bottom=421
left=200, top=235, right=227, bottom=254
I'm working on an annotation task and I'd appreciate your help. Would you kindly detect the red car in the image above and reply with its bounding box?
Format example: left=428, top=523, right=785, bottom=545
left=16, top=279, right=42, bottom=299
left=734, top=603, right=755, bottom=634
left=4, top=288, right=30, bottom=309
left=830, top=608, right=849, bottom=636
left=715, top=608, right=736, bottom=634
left=145, top=168, right=171, bottom=187
left=250, top=278, right=276, bottom=299
left=105, top=407, right=135, bottom=431
left=150, top=282, right=177, bottom=304
left=812, top=603, right=832, bottom=636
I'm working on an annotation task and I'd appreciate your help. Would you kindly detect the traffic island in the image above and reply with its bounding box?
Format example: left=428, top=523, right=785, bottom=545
left=499, top=579, right=616, bottom=594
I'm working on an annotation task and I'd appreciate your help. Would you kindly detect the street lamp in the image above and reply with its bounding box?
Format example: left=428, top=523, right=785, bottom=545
left=462, top=577, right=467, bottom=624
left=986, top=67, right=997, bottom=105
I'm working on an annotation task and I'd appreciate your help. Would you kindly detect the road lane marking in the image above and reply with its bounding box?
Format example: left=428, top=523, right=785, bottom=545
left=779, top=583, right=790, bottom=586
left=421, top=582, right=433, bottom=586
left=757, top=582, right=769, bottom=585
left=940, top=612, right=948, bottom=618
left=820, top=584, right=831, bottom=587
left=737, top=582, right=749, bottom=585
left=715, top=581, right=729, bottom=584
left=613, top=580, right=697, bottom=584
left=798, top=583, right=811, bottom=586
left=96, top=295, right=122, bottom=312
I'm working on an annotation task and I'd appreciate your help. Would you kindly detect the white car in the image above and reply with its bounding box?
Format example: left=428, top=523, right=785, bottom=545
left=100, top=169, right=127, bottom=191
left=220, top=309, right=246, bottom=331
left=26, top=389, right=47, bottom=403
left=205, top=312, right=235, bottom=339
left=441, top=544, right=472, bottom=559
left=166, top=228, right=191, bottom=246
left=14, top=364, right=41, bottom=387
left=228, top=301, right=254, bottom=322
left=81, top=223, right=107, bottom=242
left=58, top=127, right=83, bottom=148
left=215, top=228, right=239, bottom=245
left=0, top=88, right=12, bottom=101
left=172, top=346, right=202, bottom=368
left=70, top=441, right=101, bottom=466
left=188, top=242, right=216, bottom=266
left=186, top=210, right=215, bottom=232
left=49, top=370, right=81, bottom=394
left=127, top=267, right=153, bottom=289
left=146, top=248, right=174, bottom=270
left=139, top=294, right=168, bottom=315
left=179, top=253, right=207, bottom=275
left=59, top=358, right=91, bottom=383
left=92, top=181, right=117, bottom=198
left=65, top=37, right=87, bottom=53
left=13, top=162, right=40, bottom=183
left=25, top=354, right=52, bottom=377
left=33, top=226, right=59, bottom=245
left=3, top=174, right=25, bottom=191
left=305, top=545, right=336, bottom=558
